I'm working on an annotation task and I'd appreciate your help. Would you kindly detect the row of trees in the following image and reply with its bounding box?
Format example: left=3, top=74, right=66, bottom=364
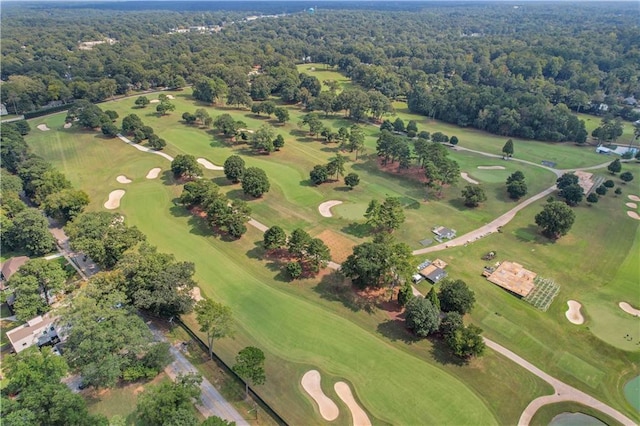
left=1, top=123, right=89, bottom=256
left=310, top=153, right=347, bottom=185
left=121, top=112, right=167, bottom=149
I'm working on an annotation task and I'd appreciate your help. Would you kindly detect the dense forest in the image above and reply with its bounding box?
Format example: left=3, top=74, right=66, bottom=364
left=1, top=2, right=638, bottom=141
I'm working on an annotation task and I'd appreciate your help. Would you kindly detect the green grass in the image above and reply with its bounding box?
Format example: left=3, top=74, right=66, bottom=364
left=576, top=112, right=637, bottom=145
left=295, top=64, right=354, bottom=93
left=25, top=90, right=640, bottom=424
left=556, top=353, right=605, bottom=388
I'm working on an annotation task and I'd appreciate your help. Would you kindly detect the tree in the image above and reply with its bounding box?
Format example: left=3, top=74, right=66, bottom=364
left=226, top=86, right=252, bottom=109
left=195, top=299, right=234, bottom=360
left=405, top=297, right=441, bottom=337
left=461, top=185, right=487, bottom=207
left=431, top=132, right=449, bottom=143
left=607, top=159, right=622, bottom=174
left=365, top=197, right=405, bottom=232
left=507, top=180, right=528, bottom=200
left=438, top=279, right=476, bottom=315
left=345, top=172, right=360, bottom=189
left=406, top=120, right=418, bottom=134
left=274, top=134, right=285, bottom=151
left=307, top=238, right=331, bottom=271
left=341, top=235, right=413, bottom=289
left=615, top=187, right=623, bottom=195
left=286, top=261, right=303, bottom=280
left=135, top=96, right=150, bottom=108
left=506, top=171, right=525, bottom=184
left=263, top=226, right=287, bottom=250
left=156, top=100, right=175, bottom=116
left=556, top=173, right=579, bottom=190
left=223, top=155, right=245, bottom=183
left=586, top=193, right=599, bottom=205
left=558, top=184, right=584, bottom=206
left=440, top=311, right=464, bottom=337
left=117, top=244, right=196, bottom=317
left=620, top=171, right=634, bottom=183
left=310, top=165, right=329, bottom=185
left=4, top=208, right=55, bottom=256
left=193, top=77, right=228, bottom=104
left=136, top=373, right=202, bottom=426
left=535, top=200, right=576, bottom=239
left=171, top=154, right=202, bottom=180
left=393, top=118, right=405, bottom=133
left=449, top=136, right=459, bottom=145
left=147, top=134, right=167, bottom=150
left=595, top=185, right=608, bottom=196
left=446, top=324, right=486, bottom=358
left=347, top=125, right=366, bottom=160
left=101, top=122, right=119, bottom=138
left=65, top=211, right=145, bottom=269
left=10, top=258, right=66, bottom=307
left=62, top=273, right=169, bottom=388
left=121, top=114, right=144, bottom=134
left=241, top=167, right=270, bottom=198
left=274, top=107, right=290, bottom=124
left=10, top=275, right=50, bottom=320
left=502, top=139, right=514, bottom=158
left=233, top=347, right=266, bottom=398
left=426, top=286, right=440, bottom=312
left=603, top=179, right=615, bottom=188
left=251, top=124, right=276, bottom=154
left=287, top=228, right=312, bottom=259
left=213, top=114, right=244, bottom=139
left=397, top=284, right=414, bottom=306
left=327, top=153, right=347, bottom=180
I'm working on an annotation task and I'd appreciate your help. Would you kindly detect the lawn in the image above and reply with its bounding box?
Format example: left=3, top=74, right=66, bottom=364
left=24, top=88, right=640, bottom=423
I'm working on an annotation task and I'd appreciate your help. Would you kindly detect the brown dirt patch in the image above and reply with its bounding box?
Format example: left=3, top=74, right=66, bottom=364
left=133, top=386, right=145, bottom=395
left=378, top=160, right=428, bottom=184
left=314, top=229, right=357, bottom=264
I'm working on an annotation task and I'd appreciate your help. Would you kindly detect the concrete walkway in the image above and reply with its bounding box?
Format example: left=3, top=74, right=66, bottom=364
left=148, top=323, right=249, bottom=425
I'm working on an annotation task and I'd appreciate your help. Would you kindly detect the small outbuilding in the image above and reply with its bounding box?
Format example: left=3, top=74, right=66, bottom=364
left=417, top=259, right=448, bottom=284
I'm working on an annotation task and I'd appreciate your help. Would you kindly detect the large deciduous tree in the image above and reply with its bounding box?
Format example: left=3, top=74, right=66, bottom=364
left=461, top=185, right=487, bottom=207
left=233, top=346, right=266, bottom=398
left=263, top=226, right=287, bottom=250
left=241, top=167, right=270, bottom=198
left=535, top=200, right=576, bottom=239
left=405, top=296, right=441, bottom=337
left=195, top=299, right=234, bottom=360
left=4, top=208, right=55, bottom=256
left=223, top=155, right=245, bottom=183
left=136, top=373, right=202, bottom=426
left=171, top=154, right=202, bottom=180
left=607, top=159, right=622, bottom=174
left=438, top=279, right=476, bottom=315
left=502, top=139, right=514, bottom=158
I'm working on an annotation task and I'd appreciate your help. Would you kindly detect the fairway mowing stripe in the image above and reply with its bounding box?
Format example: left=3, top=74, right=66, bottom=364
left=556, top=353, right=605, bottom=388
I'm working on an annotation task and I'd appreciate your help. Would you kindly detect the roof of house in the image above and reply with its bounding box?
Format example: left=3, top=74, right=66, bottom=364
left=0, top=256, right=30, bottom=288
left=419, top=264, right=447, bottom=283
left=6, top=315, right=58, bottom=350
left=432, top=226, right=456, bottom=237
left=485, top=261, right=537, bottom=297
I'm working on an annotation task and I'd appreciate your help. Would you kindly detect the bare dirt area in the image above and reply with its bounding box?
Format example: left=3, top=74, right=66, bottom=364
left=315, top=229, right=355, bottom=264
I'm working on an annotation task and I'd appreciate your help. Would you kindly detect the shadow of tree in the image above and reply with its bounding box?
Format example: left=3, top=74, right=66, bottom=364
left=376, top=319, right=421, bottom=345
left=313, top=273, right=377, bottom=313
left=342, top=222, right=372, bottom=238
left=333, top=186, right=351, bottom=192
left=428, top=336, right=467, bottom=366
left=514, top=224, right=552, bottom=245
left=161, top=170, right=177, bottom=186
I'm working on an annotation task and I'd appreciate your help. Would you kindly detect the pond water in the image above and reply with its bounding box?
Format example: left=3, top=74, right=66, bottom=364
left=548, top=412, right=606, bottom=426
left=624, top=375, right=640, bottom=412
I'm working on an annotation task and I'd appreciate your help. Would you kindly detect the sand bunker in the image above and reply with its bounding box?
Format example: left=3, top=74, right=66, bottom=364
left=461, top=172, right=479, bottom=184
left=301, top=370, right=339, bottom=421
left=477, top=166, right=505, bottom=170
left=190, top=287, right=204, bottom=302
left=196, top=158, right=224, bottom=171
left=149, top=99, right=160, bottom=104
left=626, top=202, right=638, bottom=209
left=628, top=195, right=640, bottom=202
left=619, top=302, right=640, bottom=317
left=334, top=382, right=372, bottom=426
left=37, top=124, right=50, bottom=131
left=565, top=300, right=584, bottom=325
left=166, top=94, right=175, bottom=99
left=63, top=122, right=72, bottom=129
left=146, top=168, right=162, bottom=179
left=116, top=175, right=132, bottom=184
left=104, top=190, right=125, bottom=210
left=627, top=211, right=640, bottom=220
left=318, top=200, right=343, bottom=218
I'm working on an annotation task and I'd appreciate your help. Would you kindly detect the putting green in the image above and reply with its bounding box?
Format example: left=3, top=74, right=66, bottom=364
left=332, top=202, right=368, bottom=221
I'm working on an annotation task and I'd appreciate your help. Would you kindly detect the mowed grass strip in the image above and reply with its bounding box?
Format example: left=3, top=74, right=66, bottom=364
left=119, top=182, right=497, bottom=425
left=556, top=353, right=606, bottom=389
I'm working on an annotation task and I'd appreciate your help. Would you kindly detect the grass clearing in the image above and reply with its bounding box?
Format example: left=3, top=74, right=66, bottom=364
left=556, top=353, right=605, bottom=388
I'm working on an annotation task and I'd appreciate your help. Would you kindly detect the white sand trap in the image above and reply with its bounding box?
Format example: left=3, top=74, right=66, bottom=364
left=104, top=190, right=125, bottom=210
left=166, top=94, right=175, bottom=99
left=116, top=175, right=132, bottom=184
left=477, top=166, right=505, bottom=170
left=626, top=202, right=638, bottom=209
left=627, top=211, right=640, bottom=220
left=628, top=195, right=640, bottom=202
left=334, top=382, right=372, bottom=426
left=63, top=122, right=72, bottom=129
left=149, top=99, right=160, bottom=104
left=318, top=200, right=343, bottom=218
left=461, top=172, right=479, bottom=184
left=196, top=158, right=224, bottom=171
left=301, top=370, right=339, bottom=421
left=565, top=300, right=584, bottom=325
left=37, top=124, right=50, bottom=131
left=619, top=302, right=640, bottom=317
left=146, top=168, right=162, bottom=179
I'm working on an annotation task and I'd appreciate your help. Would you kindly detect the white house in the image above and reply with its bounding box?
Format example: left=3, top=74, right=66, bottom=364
left=6, top=315, right=60, bottom=353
